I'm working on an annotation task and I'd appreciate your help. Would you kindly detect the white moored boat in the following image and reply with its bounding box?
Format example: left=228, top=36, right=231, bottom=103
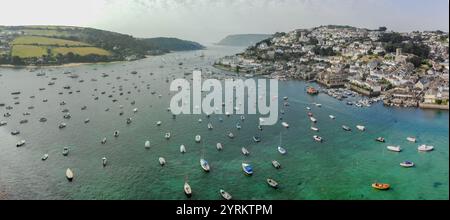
left=145, top=140, right=150, bottom=149
left=356, top=125, right=366, bottom=131
left=216, top=143, right=223, bottom=151
left=41, top=154, right=49, bottom=161
left=219, top=189, right=232, bottom=200
left=165, top=132, right=171, bottom=139
left=102, top=157, right=107, bottom=167
left=241, top=147, right=250, bottom=156
left=407, top=137, right=417, bottom=143
left=242, top=163, right=253, bottom=175
left=400, top=161, right=414, bottom=167
left=200, top=159, right=210, bottom=172
left=184, top=181, right=192, bottom=198
left=329, top=115, right=335, bottom=119
left=310, top=117, right=317, bottom=123
left=272, top=160, right=281, bottom=169
left=418, top=145, right=434, bottom=152
left=180, top=145, right=186, bottom=153
left=195, top=135, right=201, bottom=143
left=159, top=157, right=166, bottom=166
left=66, top=168, right=74, bottom=181
left=313, top=135, right=323, bottom=142
left=311, top=126, right=319, bottom=132
left=281, top=122, right=289, bottom=128
left=387, top=146, right=401, bottom=152
left=16, top=140, right=26, bottom=147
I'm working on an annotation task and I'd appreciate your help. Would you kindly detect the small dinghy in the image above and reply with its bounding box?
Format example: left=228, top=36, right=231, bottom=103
left=310, top=126, right=319, bottom=132
left=207, top=123, right=213, bottom=130
left=114, top=130, right=119, bottom=137
left=400, top=161, right=414, bottom=168
left=84, top=118, right=90, bottom=124
left=16, top=140, right=26, bottom=147
left=66, top=168, right=74, bottom=181
left=342, top=125, right=351, bottom=131
left=145, top=140, right=150, bottom=149
left=102, top=157, right=107, bottom=167
left=241, top=147, right=250, bottom=156
left=281, top=122, right=289, bottom=128
left=267, top=178, right=279, bottom=188
left=375, top=137, right=385, bottom=143
left=313, top=135, right=323, bottom=142
left=195, top=135, right=201, bottom=143
left=184, top=182, right=192, bottom=198
left=406, top=136, right=416, bottom=143
left=219, top=189, right=232, bottom=200
left=228, top=132, right=235, bottom=139
left=165, top=132, right=171, bottom=139
left=101, top=137, right=107, bottom=144
left=41, top=154, right=49, bottom=161
left=62, top=147, right=69, bottom=156
left=329, top=115, right=336, bottom=119
left=156, top=121, right=162, bottom=126
left=372, top=183, right=390, bottom=190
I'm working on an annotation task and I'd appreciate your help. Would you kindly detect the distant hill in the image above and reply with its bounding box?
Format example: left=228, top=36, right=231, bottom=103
left=217, top=34, right=272, bottom=47
left=0, top=26, right=204, bottom=66
left=140, top=37, right=205, bottom=52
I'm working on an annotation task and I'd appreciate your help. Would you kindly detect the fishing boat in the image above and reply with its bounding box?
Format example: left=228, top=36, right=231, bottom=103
left=272, top=160, right=281, bottom=169
left=16, top=140, right=26, bottom=147
left=313, top=135, right=323, bottom=142
left=41, top=154, right=49, bottom=161
left=114, top=130, right=120, bottom=137
left=159, top=157, right=166, bottom=166
left=228, top=132, right=235, bottom=139
left=216, top=143, right=223, bottom=151
left=102, top=157, right=107, bottom=167
left=406, top=137, right=417, bottom=143
left=180, top=145, right=186, bottom=153
left=375, top=137, right=385, bottom=143
left=281, top=122, right=289, bottom=128
left=236, top=122, right=242, bottom=129
left=219, top=189, right=232, bottom=200
left=101, top=137, right=107, bottom=144
left=145, top=140, right=150, bottom=149
left=62, top=147, right=69, bottom=156
left=207, top=123, right=213, bottom=130
left=356, top=125, right=366, bottom=131
left=342, top=125, right=351, bottom=131
left=242, top=163, right=253, bottom=175
left=371, top=183, right=390, bottom=190
left=267, top=178, right=279, bottom=188
left=195, top=135, right=201, bottom=143
left=387, top=146, right=401, bottom=152
left=311, top=126, right=319, bottom=132
left=310, top=117, right=317, bottom=123
left=165, top=132, right=171, bottom=139
left=200, top=159, right=210, bottom=172
left=66, top=168, right=74, bottom=181
left=329, top=115, right=336, bottom=119
left=241, top=147, right=250, bottom=156
left=253, top=136, right=261, bottom=143
left=156, top=121, right=162, bottom=126
left=418, top=145, right=434, bottom=152
left=184, top=181, right=192, bottom=198
left=400, top=161, right=414, bottom=168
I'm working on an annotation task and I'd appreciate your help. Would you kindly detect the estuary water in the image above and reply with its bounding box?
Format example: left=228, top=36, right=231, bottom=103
left=0, top=45, right=448, bottom=200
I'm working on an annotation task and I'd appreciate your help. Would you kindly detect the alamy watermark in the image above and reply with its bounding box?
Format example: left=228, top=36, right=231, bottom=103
left=170, top=70, right=278, bottom=125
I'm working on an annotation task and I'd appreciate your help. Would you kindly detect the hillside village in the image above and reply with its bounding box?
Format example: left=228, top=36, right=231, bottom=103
left=215, top=25, right=449, bottom=109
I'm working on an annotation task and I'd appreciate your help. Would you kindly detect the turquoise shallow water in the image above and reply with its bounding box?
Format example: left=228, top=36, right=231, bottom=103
left=0, top=46, right=448, bottom=200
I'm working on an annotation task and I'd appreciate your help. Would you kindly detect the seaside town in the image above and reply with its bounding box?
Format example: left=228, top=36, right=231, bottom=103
left=215, top=25, right=449, bottom=109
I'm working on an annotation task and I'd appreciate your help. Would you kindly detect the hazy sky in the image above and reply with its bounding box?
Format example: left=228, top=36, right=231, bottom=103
left=0, top=0, right=448, bottom=44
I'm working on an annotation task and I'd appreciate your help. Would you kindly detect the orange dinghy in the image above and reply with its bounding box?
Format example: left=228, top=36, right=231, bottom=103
left=372, top=183, right=390, bottom=190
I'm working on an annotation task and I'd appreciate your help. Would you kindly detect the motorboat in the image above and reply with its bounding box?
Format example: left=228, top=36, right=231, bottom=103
left=311, top=126, right=319, bottom=132
left=59, top=123, right=67, bottom=129
left=156, top=121, right=162, bottom=126
left=200, top=159, right=210, bottom=172
left=236, top=123, right=242, bottom=129
left=114, top=130, right=120, bottom=137
left=313, top=135, right=323, bottom=142
left=372, top=183, right=390, bottom=190
left=400, top=161, right=414, bottom=168
left=387, top=146, right=401, bottom=152
left=180, top=145, right=186, bottom=153
left=101, top=137, right=107, bottom=144
left=418, top=145, right=434, bottom=152
left=253, top=136, right=261, bottom=143
left=11, top=130, right=20, bottom=135
left=272, top=160, right=281, bottom=169
left=329, top=115, right=336, bottom=119
left=267, top=178, right=279, bottom=188
left=219, top=189, right=232, bottom=200
left=310, top=117, right=317, bottom=123
left=228, top=132, right=234, bottom=139
left=84, top=118, right=90, bottom=123
left=159, top=157, right=166, bottom=166
left=145, top=140, right=150, bottom=149
left=39, top=117, right=47, bottom=123
left=356, top=125, right=366, bottom=131
left=278, top=146, right=287, bottom=155
left=241, top=147, right=250, bottom=156
left=306, top=107, right=311, bottom=110
left=195, top=135, right=201, bottom=143
left=342, top=125, right=351, bottom=131
left=216, top=143, right=223, bottom=151
left=41, top=154, right=49, bottom=161
left=0, top=121, right=7, bottom=126
left=406, top=137, right=417, bottom=143
left=66, top=168, right=74, bottom=181
left=62, top=147, right=69, bottom=156
left=207, top=123, right=213, bottom=130
left=102, top=157, right=107, bottom=167
left=242, top=163, right=253, bottom=175
left=16, top=140, right=26, bottom=147
left=281, top=122, right=289, bottom=128
left=375, top=137, right=385, bottom=143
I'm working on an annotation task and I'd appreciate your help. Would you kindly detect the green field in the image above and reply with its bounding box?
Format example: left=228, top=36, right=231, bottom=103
left=11, top=45, right=48, bottom=58
left=52, top=47, right=111, bottom=56
left=12, top=36, right=90, bottom=46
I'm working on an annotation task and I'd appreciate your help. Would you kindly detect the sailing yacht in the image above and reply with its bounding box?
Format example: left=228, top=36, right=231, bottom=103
left=278, top=133, right=287, bottom=155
